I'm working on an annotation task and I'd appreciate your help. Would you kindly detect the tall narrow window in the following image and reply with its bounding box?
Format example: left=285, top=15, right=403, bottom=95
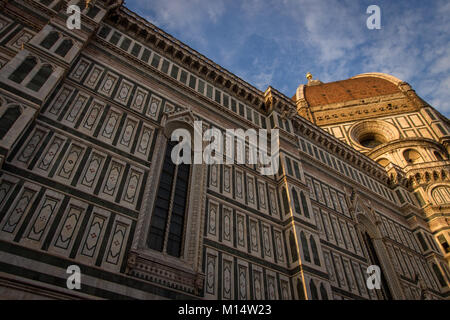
left=26, top=64, right=52, bottom=91
left=320, top=283, right=328, bottom=300
left=40, top=31, right=59, bottom=49
left=282, top=187, right=290, bottom=215
left=292, top=188, right=301, bottom=215
left=147, top=141, right=191, bottom=257
left=438, top=235, right=450, bottom=254
left=0, top=106, right=21, bottom=139
left=416, top=232, right=429, bottom=252
left=289, top=231, right=298, bottom=262
left=296, top=279, right=305, bottom=300
left=310, top=236, right=320, bottom=266
left=309, top=280, right=318, bottom=300
left=300, top=232, right=310, bottom=262
left=432, top=263, right=447, bottom=287
left=300, top=191, right=310, bottom=218
left=363, top=231, right=393, bottom=300
left=9, top=56, right=37, bottom=84
left=166, top=161, right=190, bottom=257
left=55, top=39, right=73, bottom=57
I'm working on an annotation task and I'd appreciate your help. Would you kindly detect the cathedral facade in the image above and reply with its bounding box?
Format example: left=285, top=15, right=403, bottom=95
left=0, top=0, right=448, bottom=300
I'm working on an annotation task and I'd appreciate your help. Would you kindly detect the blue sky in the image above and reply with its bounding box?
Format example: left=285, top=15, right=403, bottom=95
left=125, top=0, right=450, bottom=117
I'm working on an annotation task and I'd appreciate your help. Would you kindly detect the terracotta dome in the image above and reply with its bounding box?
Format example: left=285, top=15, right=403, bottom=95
left=304, top=76, right=401, bottom=107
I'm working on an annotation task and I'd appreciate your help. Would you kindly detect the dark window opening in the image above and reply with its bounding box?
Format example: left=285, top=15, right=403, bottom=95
left=140, top=48, right=151, bottom=62
left=0, top=106, right=21, bottom=139
left=151, top=54, right=161, bottom=68
left=300, top=191, right=310, bottom=218
left=320, top=283, right=328, bottom=300
left=296, top=279, right=305, bottom=300
left=416, top=232, right=429, bottom=252
left=300, top=232, right=310, bottom=262
left=26, top=64, right=53, bottom=91
left=147, top=141, right=190, bottom=257
left=310, top=236, right=320, bottom=266
left=109, top=32, right=121, bottom=45
left=432, top=263, right=447, bottom=287
left=120, top=38, right=131, bottom=51
left=86, top=6, right=100, bottom=19
left=55, top=39, right=73, bottom=57
left=40, top=31, right=59, bottom=49
left=363, top=231, right=393, bottom=300
left=309, top=280, right=319, bottom=300
left=292, top=188, right=301, bottom=215
left=282, top=187, right=290, bottom=215
left=438, top=235, right=450, bottom=253
left=289, top=231, right=298, bottom=262
left=170, top=65, right=179, bottom=79
left=9, top=56, right=37, bottom=84
left=359, top=133, right=385, bottom=148
left=131, top=43, right=142, bottom=57
left=98, top=26, right=111, bottom=38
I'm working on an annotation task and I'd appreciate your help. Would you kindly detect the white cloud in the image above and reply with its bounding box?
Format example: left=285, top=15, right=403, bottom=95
left=127, top=0, right=450, bottom=116
left=131, top=0, right=226, bottom=45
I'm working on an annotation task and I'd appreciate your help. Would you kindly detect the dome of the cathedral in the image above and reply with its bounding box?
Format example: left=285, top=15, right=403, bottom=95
left=303, top=76, right=401, bottom=107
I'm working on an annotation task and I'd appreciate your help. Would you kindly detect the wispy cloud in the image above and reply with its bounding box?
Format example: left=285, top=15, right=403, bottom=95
left=126, top=0, right=450, bottom=116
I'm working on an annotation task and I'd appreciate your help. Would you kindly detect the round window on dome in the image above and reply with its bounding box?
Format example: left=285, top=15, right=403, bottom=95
left=358, top=132, right=387, bottom=149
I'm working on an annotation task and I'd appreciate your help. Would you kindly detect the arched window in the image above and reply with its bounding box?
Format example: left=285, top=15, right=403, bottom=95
left=292, top=188, right=301, bottom=215
left=300, top=191, right=310, bottom=218
left=432, top=263, right=447, bottom=287
left=26, top=64, right=53, bottom=91
left=40, top=31, right=60, bottom=49
left=403, top=149, right=422, bottom=164
left=309, top=280, right=319, bottom=300
left=8, top=56, right=37, bottom=84
left=310, top=236, right=320, bottom=266
left=282, top=187, right=290, bottom=215
left=296, top=278, right=305, bottom=300
left=431, top=186, right=450, bottom=205
left=434, top=151, right=444, bottom=161
left=320, top=283, right=328, bottom=300
left=55, top=39, right=73, bottom=57
left=362, top=231, right=393, bottom=300
left=289, top=231, right=298, bottom=262
left=416, top=232, right=429, bottom=252
left=300, top=231, right=310, bottom=262
left=147, top=141, right=191, bottom=257
left=0, top=106, right=21, bottom=139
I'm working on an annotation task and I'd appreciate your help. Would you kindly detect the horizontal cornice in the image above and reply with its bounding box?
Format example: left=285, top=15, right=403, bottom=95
left=292, top=114, right=390, bottom=185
